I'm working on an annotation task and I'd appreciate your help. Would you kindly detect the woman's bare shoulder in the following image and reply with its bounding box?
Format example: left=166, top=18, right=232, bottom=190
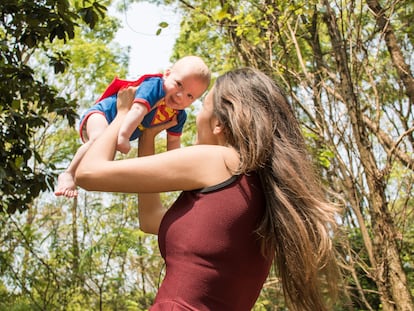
left=181, top=145, right=239, bottom=169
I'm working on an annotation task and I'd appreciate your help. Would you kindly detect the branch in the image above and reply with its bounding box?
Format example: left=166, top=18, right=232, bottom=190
left=366, top=0, right=414, bottom=103
left=363, top=115, right=414, bottom=171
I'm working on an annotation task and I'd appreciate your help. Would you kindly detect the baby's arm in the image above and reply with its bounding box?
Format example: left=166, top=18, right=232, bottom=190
left=117, top=102, right=148, bottom=153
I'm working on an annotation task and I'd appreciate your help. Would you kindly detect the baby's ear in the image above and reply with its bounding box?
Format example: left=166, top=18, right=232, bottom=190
left=164, top=68, right=171, bottom=77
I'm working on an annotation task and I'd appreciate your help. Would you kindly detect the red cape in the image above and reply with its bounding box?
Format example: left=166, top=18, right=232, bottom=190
left=96, top=73, right=163, bottom=102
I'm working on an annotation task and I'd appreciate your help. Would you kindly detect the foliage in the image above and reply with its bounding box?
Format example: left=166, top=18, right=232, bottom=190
left=0, top=191, right=163, bottom=310
left=1, top=0, right=414, bottom=310
left=0, top=0, right=109, bottom=214
left=162, top=0, right=414, bottom=309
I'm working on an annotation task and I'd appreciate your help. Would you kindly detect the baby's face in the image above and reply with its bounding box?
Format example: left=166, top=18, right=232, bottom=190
left=163, top=69, right=207, bottom=110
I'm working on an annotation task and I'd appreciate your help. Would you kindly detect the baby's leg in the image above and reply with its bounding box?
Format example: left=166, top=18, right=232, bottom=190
left=55, top=113, right=108, bottom=197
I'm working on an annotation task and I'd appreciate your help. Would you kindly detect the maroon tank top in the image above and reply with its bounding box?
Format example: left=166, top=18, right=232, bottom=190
left=150, top=174, right=272, bottom=311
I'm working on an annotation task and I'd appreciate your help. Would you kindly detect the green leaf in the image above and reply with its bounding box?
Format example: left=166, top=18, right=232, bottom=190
left=159, top=21, right=169, bottom=28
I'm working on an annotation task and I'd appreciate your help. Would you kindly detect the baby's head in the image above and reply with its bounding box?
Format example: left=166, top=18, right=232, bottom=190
left=163, top=56, right=211, bottom=110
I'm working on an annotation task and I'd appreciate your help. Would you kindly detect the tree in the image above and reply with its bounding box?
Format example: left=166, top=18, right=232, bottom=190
left=2, top=0, right=413, bottom=309
left=0, top=0, right=107, bottom=214
left=158, top=0, right=413, bottom=309
left=0, top=0, right=157, bottom=309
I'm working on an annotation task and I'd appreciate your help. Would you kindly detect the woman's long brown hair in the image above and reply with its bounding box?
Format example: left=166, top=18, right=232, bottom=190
left=213, top=68, right=339, bottom=311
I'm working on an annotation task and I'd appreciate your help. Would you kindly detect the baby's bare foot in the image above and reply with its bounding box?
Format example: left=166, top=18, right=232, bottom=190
left=55, top=172, right=78, bottom=198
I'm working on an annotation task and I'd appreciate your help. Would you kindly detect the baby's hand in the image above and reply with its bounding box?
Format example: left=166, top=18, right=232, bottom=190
left=117, top=86, right=137, bottom=113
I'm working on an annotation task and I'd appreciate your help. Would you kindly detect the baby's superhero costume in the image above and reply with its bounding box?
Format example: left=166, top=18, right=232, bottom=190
left=78, top=74, right=187, bottom=142
left=151, top=174, right=273, bottom=311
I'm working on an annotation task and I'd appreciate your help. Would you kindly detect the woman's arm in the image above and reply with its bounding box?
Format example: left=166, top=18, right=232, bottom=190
left=137, top=118, right=177, bottom=234
left=166, top=133, right=180, bottom=151
left=75, top=87, right=237, bottom=195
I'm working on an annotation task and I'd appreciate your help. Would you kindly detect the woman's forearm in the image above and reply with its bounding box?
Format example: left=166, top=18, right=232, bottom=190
left=137, top=123, right=170, bottom=234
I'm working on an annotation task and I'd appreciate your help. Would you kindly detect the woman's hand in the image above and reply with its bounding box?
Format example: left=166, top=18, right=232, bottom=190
left=138, top=116, right=178, bottom=157
left=117, top=86, right=138, bottom=113
left=144, top=116, right=178, bottom=139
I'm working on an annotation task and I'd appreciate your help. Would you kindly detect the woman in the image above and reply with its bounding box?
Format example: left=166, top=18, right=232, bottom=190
left=75, top=68, right=339, bottom=310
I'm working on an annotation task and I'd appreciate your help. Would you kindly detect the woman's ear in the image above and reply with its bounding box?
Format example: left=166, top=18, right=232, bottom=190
left=212, top=119, right=224, bottom=135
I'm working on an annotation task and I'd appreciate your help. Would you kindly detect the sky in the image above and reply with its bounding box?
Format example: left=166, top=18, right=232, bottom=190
left=110, top=2, right=181, bottom=79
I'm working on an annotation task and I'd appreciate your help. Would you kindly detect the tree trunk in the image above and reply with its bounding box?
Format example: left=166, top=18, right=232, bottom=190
left=71, top=197, right=81, bottom=285
left=322, top=1, right=414, bottom=309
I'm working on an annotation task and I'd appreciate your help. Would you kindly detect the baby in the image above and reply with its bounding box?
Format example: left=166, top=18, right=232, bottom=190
left=55, top=56, right=211, bottom=198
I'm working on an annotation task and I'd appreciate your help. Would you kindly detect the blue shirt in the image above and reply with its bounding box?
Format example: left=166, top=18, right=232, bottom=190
left=79, top=76, right=187, bottom=141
